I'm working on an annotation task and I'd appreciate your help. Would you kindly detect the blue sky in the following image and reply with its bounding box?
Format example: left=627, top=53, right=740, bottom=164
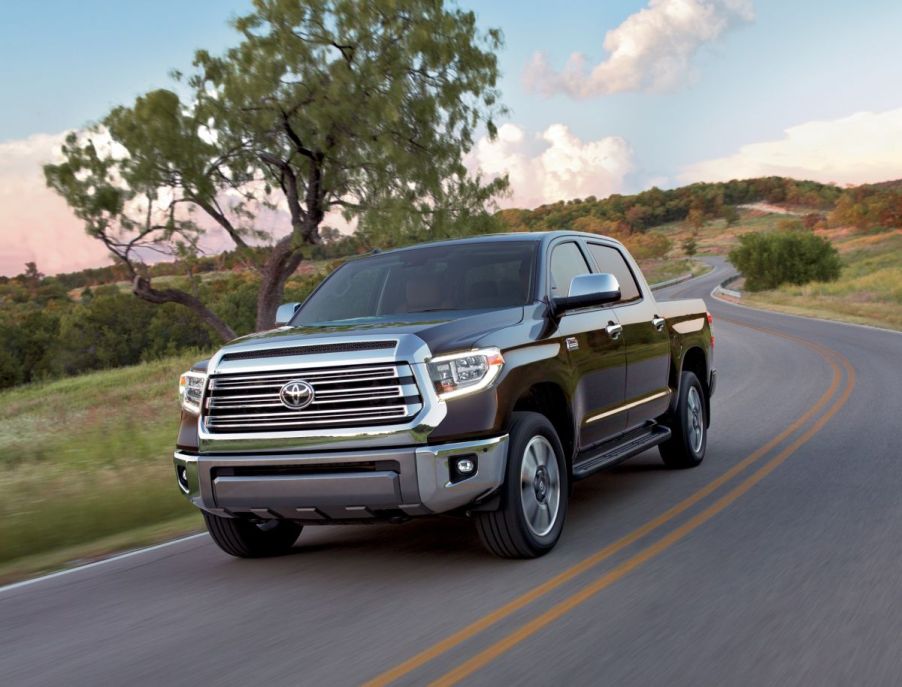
left=2, top=0, right=901, bottom=275
left=3, top=0, right=901, bottom=175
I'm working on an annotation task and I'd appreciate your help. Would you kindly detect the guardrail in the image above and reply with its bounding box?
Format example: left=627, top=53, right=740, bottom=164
left=650, top=272, right=694, bottom=291
left=714, top=274, right=742, bottom=299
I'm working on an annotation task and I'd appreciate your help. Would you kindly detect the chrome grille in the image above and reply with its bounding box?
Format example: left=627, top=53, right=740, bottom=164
left=203, top=363, right=423, bottom=433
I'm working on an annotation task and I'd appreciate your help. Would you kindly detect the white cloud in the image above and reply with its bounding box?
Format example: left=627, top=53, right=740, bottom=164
left=524, top=0, right=754, bottom=98
left=468, top=123, right=634, bottom=208
left=680, top=107, right=902, bottom=185
left=0, top=131, right=368, bottom=277
left=0, top=132, right=110, bottom=277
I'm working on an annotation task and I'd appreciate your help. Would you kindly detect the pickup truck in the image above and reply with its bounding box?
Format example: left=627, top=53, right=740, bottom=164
left=174, top=231, right=715, bottom=558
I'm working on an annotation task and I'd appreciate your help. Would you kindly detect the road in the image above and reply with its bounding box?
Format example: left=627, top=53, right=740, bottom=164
left=3, top=257, right=901, bottom=686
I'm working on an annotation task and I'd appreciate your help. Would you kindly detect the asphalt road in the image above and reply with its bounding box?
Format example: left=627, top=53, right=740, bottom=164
left=3, top=258, right=901, bottom=687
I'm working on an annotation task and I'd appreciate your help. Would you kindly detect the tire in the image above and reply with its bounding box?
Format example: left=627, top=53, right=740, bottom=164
left=475, top=411, right=569, bottom=559
left=659, top=370, right=707, bottom=469
left=203, top=512, right=303, bottom=558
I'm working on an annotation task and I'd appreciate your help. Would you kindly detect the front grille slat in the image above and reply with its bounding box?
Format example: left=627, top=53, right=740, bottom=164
left=210, top=365, right=398, bottom=387
left=204, top=362, right=423, bottom=434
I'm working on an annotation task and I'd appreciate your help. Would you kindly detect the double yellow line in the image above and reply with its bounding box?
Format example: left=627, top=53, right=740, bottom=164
left=364, top=319, right=856, bottom=687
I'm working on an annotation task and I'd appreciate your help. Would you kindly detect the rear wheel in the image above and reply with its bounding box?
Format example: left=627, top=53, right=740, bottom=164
left=475, top=412, right=568, bottom=558
left=203, top=512, right=303, bottom=558
left=659, top=370, right=707, bottom=469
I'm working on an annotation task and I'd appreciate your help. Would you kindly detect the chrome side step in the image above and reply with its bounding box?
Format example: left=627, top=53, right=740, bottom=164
left=572, top=425, right=671, bottom=480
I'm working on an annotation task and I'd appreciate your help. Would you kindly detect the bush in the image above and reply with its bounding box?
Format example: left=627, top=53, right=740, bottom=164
left=624, top=232, right=672, bottom=261
left=729, top=232, right=841, bottom=291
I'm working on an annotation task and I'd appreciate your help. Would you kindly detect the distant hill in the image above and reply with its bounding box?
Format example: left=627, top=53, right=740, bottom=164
left=8, top=175, right=900, bottom=294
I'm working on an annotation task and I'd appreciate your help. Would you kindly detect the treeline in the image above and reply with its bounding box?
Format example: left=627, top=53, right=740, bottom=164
left=3, top=175, right=900, bottom=391
left=0, top=270, right=325, bottom=390
left=832, top=181, right=902, bottom=232
left=495, top=177, right=842, bottom=234
left=39, top=231, right=364, bottom=292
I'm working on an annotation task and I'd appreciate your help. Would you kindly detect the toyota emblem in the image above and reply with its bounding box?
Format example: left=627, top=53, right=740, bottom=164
left=279, top=380, right=315, bottom=410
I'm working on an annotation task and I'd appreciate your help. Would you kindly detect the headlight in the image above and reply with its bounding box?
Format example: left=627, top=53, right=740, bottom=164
left=178, top=371, right=207, bottom=414
left=427, top=348, right=504, bottom=400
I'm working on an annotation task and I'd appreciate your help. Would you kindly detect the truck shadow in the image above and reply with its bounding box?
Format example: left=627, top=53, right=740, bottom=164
left=266, top=451, right=674, bottom=563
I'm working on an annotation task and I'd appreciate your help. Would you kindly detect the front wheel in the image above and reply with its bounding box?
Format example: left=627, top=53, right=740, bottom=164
left=659, top=370, right=707, bottom=469
left=475, top=412, right=569, bottom=558
left=203, top=512, right=303, bottom=558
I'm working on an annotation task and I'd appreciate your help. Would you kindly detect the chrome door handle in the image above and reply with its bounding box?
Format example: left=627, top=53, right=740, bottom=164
left=605, top=322, right=623, bottom=340
left=652, top=316, right=665, bottom=332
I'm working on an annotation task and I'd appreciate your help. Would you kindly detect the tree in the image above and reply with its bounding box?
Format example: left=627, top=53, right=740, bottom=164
left=682, top=233, right=698, bottom=257
left=728, top=232, right=841, bottom=291
left=46, top=0, right=506, bottom=337
left=721, top=204, right=740, bottom=226
left=22, top=262, right=44, bottom=298
left=687, top=207, right=705, bottom=230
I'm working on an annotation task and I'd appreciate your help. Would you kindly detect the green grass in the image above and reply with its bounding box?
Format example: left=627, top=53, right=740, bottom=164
left=640, top=258, right=711, bottom=285
left=741, top=230, right=902, bottom=331
left=0, top=353, right=207, bottom=573
left=648, top=210, right=902, bottom=331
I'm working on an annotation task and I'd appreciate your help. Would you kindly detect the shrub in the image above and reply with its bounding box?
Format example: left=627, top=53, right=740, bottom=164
left=624, top=232, right=672, bottom=261
left=729, top=232, right=841, bottom=291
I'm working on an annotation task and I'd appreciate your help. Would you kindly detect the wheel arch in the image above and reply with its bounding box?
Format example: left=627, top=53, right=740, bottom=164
left=511, top=382, right=576, bottom=469
left=668, top=345, right=711, bottom=426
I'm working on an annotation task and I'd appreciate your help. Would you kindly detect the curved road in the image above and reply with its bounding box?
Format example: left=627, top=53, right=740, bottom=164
left=3, top=258, right=901, bottom=686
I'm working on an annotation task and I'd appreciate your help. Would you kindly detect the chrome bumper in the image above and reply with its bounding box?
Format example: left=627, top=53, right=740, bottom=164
left=173, top=434, right=509, bottom=520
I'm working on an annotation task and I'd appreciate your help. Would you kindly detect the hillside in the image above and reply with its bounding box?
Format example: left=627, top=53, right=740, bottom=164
left=2, top=175, right=899, bottom=395
left=0, top=354, right=204, bottom=582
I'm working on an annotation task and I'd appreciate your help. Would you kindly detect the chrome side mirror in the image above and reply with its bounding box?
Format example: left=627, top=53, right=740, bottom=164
left=552, top=273, right=621, bottom=315
left=275, top=302, right=301, bottom=326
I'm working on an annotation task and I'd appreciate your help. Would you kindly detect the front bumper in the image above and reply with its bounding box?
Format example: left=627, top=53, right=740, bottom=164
left=173, top=434, right=509, bottom=522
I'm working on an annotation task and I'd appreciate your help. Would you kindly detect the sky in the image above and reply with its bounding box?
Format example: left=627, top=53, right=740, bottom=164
left=2, top=0, right=902, bottom=276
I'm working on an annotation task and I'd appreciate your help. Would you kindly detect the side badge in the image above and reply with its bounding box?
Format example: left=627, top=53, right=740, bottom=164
left=565, top=337, right=579, bottom=352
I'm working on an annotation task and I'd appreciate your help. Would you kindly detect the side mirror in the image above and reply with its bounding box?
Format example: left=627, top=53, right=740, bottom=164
left=275, top=302, right=301, bottom=326
left=551, top=273, right=621, bottom=315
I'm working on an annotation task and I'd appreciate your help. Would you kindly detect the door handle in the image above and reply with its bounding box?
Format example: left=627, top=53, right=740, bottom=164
left=605, top=322, right=623, bottom=340
left=652, top=316, right=665, bottom=332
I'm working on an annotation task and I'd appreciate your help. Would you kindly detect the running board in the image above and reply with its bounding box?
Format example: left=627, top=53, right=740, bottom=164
left=572, top=425, right=672, bottom=480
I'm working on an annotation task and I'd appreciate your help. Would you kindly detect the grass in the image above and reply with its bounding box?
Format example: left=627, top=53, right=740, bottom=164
left=741, top=229, right=902, bottom=331
left=0, top=353, right=208, bottom=578
left=640, top=257, right=712, bottom=285
left=649, top=208, right=902, bottom=331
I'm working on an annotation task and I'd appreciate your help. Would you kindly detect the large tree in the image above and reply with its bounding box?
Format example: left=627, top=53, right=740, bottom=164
left=46, top=0, right=506, bottom=338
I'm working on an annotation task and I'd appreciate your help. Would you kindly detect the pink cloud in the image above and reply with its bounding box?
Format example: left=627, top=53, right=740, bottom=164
left=0, top=132, right=111, bottom=277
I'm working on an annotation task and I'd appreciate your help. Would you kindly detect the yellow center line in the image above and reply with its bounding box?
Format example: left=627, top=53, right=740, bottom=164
left=429, top=351, right=856, bottom=687
left=364, top=320, right=844, bottom=687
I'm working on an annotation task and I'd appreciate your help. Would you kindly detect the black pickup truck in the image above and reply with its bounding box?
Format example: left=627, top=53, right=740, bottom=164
left=175, top=231, right=715, bottom=558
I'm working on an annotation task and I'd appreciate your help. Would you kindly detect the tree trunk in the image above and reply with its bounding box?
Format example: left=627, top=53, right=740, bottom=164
left=133, top=276, right=237, bottom=341
left=255, top=235, right=305, bottom=331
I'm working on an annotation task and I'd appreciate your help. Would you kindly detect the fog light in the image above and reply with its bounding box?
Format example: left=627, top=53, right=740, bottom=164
left=456, top=458, right=476, bottom=474
left=449, top=454, right=478, bottom=484
left=176, top=465, right=189, bottom=493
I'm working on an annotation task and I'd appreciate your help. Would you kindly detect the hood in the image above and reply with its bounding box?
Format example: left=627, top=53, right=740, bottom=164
left=220, top=307, right=526, bottom=357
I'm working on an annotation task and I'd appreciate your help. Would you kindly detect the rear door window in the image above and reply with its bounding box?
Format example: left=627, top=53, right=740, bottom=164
left=587, top=244, right=642, bottom=303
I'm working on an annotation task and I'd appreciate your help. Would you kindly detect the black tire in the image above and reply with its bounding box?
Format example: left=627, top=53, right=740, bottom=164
left=203, top=512, right=303, bottom=558
left=475, top=412, right=569, bottom=559
left=659, top=370, right=707, bottom=469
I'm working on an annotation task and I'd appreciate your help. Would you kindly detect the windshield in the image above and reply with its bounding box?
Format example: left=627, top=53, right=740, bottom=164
left=293, top=241, right=537, bottom=325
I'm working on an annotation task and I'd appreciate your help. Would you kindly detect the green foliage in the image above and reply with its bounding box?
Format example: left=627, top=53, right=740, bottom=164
left=682, top=233, right=698, bottom=257
left=721, top=204, right=740, bottom=226
left=44, top=0, right=508, bottom=334
left=729, top=232, right=842, bottom=291
left=0, top=266, right=332, bottom=391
